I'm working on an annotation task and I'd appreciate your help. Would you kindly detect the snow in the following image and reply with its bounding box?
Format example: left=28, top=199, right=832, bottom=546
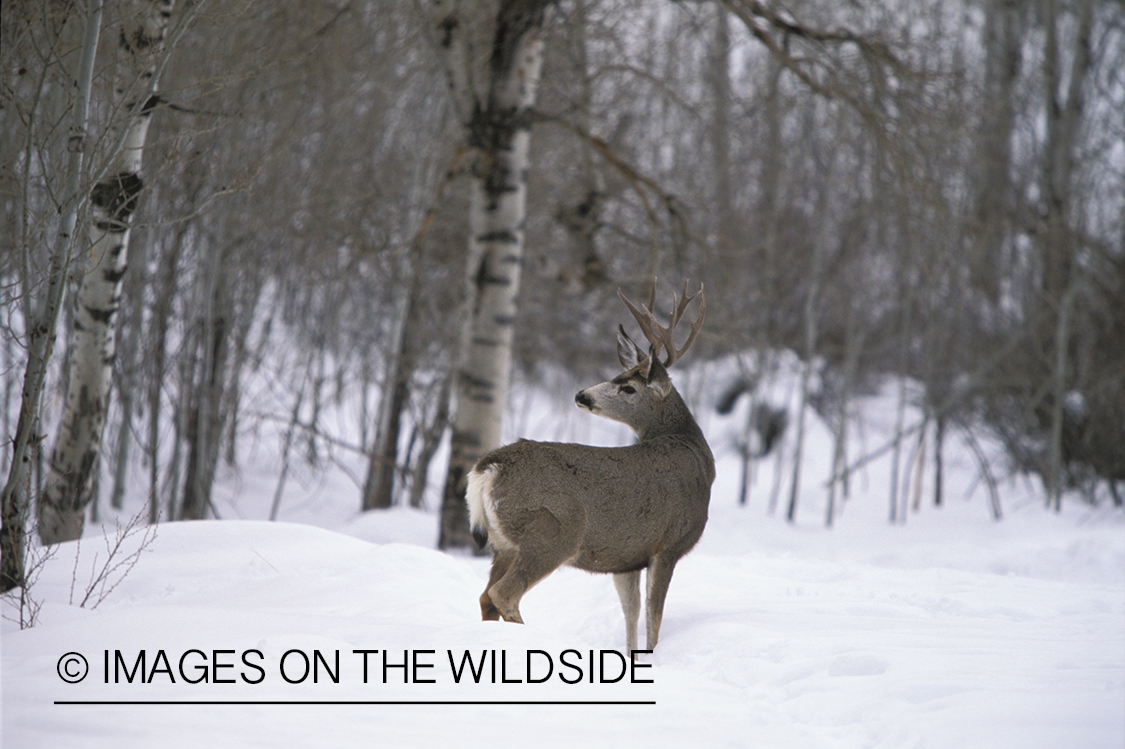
left=4, top=361, right=1124, bottom=749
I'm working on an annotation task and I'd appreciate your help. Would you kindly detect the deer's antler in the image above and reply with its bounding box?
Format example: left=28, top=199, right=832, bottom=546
left=618, top=279, right=705, bottom=367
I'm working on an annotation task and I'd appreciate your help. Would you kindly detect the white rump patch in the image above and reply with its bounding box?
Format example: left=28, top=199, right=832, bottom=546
left=466, top=464, right=515, bottom=550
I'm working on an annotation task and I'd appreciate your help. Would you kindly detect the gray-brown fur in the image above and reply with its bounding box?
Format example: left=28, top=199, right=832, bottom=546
left=466, top=283, right=713, bottom=655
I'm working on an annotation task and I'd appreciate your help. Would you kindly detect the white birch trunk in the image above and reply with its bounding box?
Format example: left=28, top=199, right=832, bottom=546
left=39, top=1, right=175, bottom=544
left=1, top=0, right=105, bottom=591
left=436, top=0, right=551, bottom=549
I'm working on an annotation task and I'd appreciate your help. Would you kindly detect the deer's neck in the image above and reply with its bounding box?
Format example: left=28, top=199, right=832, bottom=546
left=635, top=389, right=707, bottom=446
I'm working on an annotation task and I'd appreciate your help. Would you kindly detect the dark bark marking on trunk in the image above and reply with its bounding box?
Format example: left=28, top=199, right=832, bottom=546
left=438, top=14, right=458, bottom=48
left=103, top=263, right=128, bottom=284
left=91, top=172, right=144, bottom=222
left=476, top=230, right=518, bottom=244
left=468, top=108, right=535, bottom=204
left=120, top=22, right=166, bottom=52
left=492, top=0, right=551, bottom=82
left=474, top=254, right=512, bottom=290
left=140, top=94, right=161, bottom=115
left=459, top=371, right=495, bottom=390
left=84, top=304, right=116, bottom=325
left=94, top=219, right=129, bottom=233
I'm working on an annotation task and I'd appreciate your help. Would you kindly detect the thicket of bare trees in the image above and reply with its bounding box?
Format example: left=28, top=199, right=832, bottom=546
left=3, top=0, right=1123, bottom=589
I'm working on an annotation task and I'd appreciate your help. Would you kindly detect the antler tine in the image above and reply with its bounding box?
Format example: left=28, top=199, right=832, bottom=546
left=617, top=280, right=705, bottom=368
left=664, top=281, right=705, bottom=367
left=617, top=283, right=665, bottom=360
left=667, top=281, right=695, bottom=330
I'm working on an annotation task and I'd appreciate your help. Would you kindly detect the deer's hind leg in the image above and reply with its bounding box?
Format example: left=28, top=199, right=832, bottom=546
left=484, top=507, right=582, bottom=625
left=480, top=549, right=515, bottom=621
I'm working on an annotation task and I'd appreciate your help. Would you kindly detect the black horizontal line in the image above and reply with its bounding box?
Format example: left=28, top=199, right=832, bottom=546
left=55, top=700, right=655, bottom=706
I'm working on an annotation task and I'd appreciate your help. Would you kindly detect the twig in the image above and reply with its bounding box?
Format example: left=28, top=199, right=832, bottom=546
left=74, top=513, right=158, bottom=609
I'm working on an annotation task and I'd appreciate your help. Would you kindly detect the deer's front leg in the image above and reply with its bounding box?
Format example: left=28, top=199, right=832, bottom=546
left=613, top=570, right=641, bottom=656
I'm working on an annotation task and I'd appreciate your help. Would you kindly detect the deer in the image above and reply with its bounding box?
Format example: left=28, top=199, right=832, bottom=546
left=466, top=280, right=714, bottom=656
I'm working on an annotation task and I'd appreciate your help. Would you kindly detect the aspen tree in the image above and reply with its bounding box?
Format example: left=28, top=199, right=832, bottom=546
left=434, top=0, right=555, bottom=549
left=2, top=0, right=105, bottom=591
left=39, top=1, right=177, bottom=544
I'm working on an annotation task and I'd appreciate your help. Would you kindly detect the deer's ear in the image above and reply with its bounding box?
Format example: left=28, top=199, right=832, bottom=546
left=644, top=348, right=673, bottom=398
left=617, top=325, right=645, bottom=369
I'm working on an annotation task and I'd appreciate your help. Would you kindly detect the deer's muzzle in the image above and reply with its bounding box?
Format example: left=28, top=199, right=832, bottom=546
left=575, top=390, right=594, bottom=410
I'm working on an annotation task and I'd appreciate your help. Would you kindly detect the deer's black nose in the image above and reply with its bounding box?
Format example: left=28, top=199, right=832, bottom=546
left=575, top=391, right=594, bottom=409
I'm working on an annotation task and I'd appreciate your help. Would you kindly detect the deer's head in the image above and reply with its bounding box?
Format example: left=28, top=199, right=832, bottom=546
left=575, top=281, right=705, bottom=435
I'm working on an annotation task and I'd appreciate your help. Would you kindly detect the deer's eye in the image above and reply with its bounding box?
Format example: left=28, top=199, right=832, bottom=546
left=620, top=385, right=636, bottom=394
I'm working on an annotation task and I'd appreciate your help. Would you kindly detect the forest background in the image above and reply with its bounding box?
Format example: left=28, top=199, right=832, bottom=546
left=2, top=0, right=1123, bottom=596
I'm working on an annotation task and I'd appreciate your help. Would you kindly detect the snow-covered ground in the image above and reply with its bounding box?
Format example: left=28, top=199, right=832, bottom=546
left=3, top=356, right=1123, bottom=748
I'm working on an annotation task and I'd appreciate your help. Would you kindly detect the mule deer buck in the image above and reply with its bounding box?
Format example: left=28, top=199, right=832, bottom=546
left=467, top=281, right=714, bottom=655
